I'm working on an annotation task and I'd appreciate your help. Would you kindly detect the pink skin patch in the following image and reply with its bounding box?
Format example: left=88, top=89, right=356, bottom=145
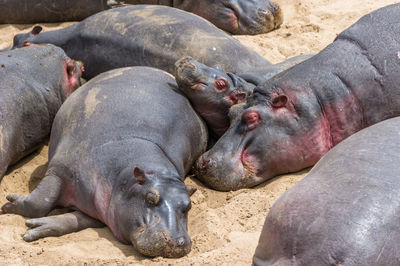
left=22, top=41, right=43, bottom=47
left=240, top=148, right=259, bottom=174
left=64, top=59, right=83, bottom=96
left=223, top=4, right=240, bottom=30
left=398, top=51, right=400, bottom=60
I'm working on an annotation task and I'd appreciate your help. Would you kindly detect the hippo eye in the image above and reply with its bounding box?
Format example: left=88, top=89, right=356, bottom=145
left=146, top=190, right=160, bottom=206
left=215, top=78, right=228, bottom=92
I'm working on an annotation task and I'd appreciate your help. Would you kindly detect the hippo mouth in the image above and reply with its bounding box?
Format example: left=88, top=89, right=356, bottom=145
left=195, top=134, right=261, bottom=191
left=221, top=2, right=240, bottom=32
left=64, top=58, right=84, bottom=96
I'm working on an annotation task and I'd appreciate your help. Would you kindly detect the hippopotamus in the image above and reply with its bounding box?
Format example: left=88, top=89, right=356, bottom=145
left=123, top=0, right=283, bottom=35
left=1, top=66, right=208, bottom=258
left=0, top=0, right=120, bottom=23
left=194, top=3, right=400, bottom=191
left=11, top=5, right=270, bottom=80
left=253, top=117, right=400, bottom=265
left=174, top=54, right=312, bottom=137
left=0, top=44, right=83, bottom=180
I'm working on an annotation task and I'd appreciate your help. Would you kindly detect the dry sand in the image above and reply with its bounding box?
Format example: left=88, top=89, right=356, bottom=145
left=0, top=0, right=398, bottom=265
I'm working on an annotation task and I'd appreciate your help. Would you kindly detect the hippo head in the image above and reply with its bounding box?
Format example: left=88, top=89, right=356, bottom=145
left=194, top=76, right=333, bottom=191
left=109, top=166, right=195, bottom=258
left=12, top=25, right=42, bottom=48
left=175, top=56, right=254, bottom=137
left=178, top=0, right=283, bottom=35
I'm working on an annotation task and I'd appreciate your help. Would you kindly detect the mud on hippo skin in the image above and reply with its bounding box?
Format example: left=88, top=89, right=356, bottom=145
left=1, top=66, right=207, bottom=258
left=0, top=44, right=83, bottom=179
left=194, top=3, right=400, bottom=191
left=253, top=117, right=400, bottom=265
left=10, top=5, right=270, bottom=80
left=0, top=0, right=120, bottom=24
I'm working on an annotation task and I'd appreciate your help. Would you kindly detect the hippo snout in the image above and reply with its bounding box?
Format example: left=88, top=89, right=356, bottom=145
left=194, top=153, right=246, bottom=192
left=132, top=228, right=191, bottom=258
left=175, top=57, right=201, bottom=84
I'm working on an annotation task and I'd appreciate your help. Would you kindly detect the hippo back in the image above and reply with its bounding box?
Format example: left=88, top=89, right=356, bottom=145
left=253, top=117, right=400, bottom=265
left=29, top=5, right=270, bottom=79
left=49, top=66, right=207, bottom=179
left=0, top=45, right=69, bottom=178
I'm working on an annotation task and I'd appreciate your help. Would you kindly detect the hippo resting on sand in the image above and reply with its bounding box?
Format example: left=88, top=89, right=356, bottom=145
left=0, top=0, right=120, bottom=23
left=0, top=45, right=83, bottom=180
left=194, top=3, right=400, bottom=191
left=0, top=0, right=282, bottom=35
left=11, top=5, right=270, bottom=80
left=1, top=66, right=207, bottom=258
left=174, top=55, right=311, bottom=138
left=253, top=117, right=400, bottom=266
left=124, top=0, right=283, bottom=35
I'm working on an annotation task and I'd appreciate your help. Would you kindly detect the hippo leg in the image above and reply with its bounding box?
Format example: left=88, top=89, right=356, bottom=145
left=1, top=175, right=61, bottom=218
left=23, top=211, right=104, bottom=242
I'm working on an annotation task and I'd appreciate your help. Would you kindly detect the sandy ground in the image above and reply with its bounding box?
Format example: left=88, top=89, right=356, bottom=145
left=0, top=0, right=398, bottom=265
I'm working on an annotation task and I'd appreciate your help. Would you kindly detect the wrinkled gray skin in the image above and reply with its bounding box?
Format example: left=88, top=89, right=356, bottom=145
left=194, top=3, right=400, bottom=191
left=253, top=117, right=400, bottom=266
left=11, top=5, right=270, bottom=80
left=0, top=44, right=83, bottom=180
left=0, top=0, right=120, bottom=23
left=124, top=0, right=283, bottom=35
left=1, top=67, right=207, bottom=258
left=174, top=55, right=312, bottom=138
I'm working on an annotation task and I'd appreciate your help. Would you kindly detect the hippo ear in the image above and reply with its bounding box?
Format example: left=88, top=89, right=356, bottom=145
left=271, top=94, right=288, bottom=108
left=187, top=187, right=197, bottom=197
left=133, top=167, right=145, bottom=185
left=31, top=26, right=43, bottom=36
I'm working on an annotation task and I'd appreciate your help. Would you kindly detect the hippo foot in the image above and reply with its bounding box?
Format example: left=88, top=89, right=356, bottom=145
left=23, top=211, right=104, bottom=242
left=1, top=194, right=43, bottom=218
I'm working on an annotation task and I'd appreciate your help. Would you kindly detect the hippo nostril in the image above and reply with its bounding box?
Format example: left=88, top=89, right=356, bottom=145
left=203, top=159, right=211, bottom=168
left=176, top=237, right=185, bottom=247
